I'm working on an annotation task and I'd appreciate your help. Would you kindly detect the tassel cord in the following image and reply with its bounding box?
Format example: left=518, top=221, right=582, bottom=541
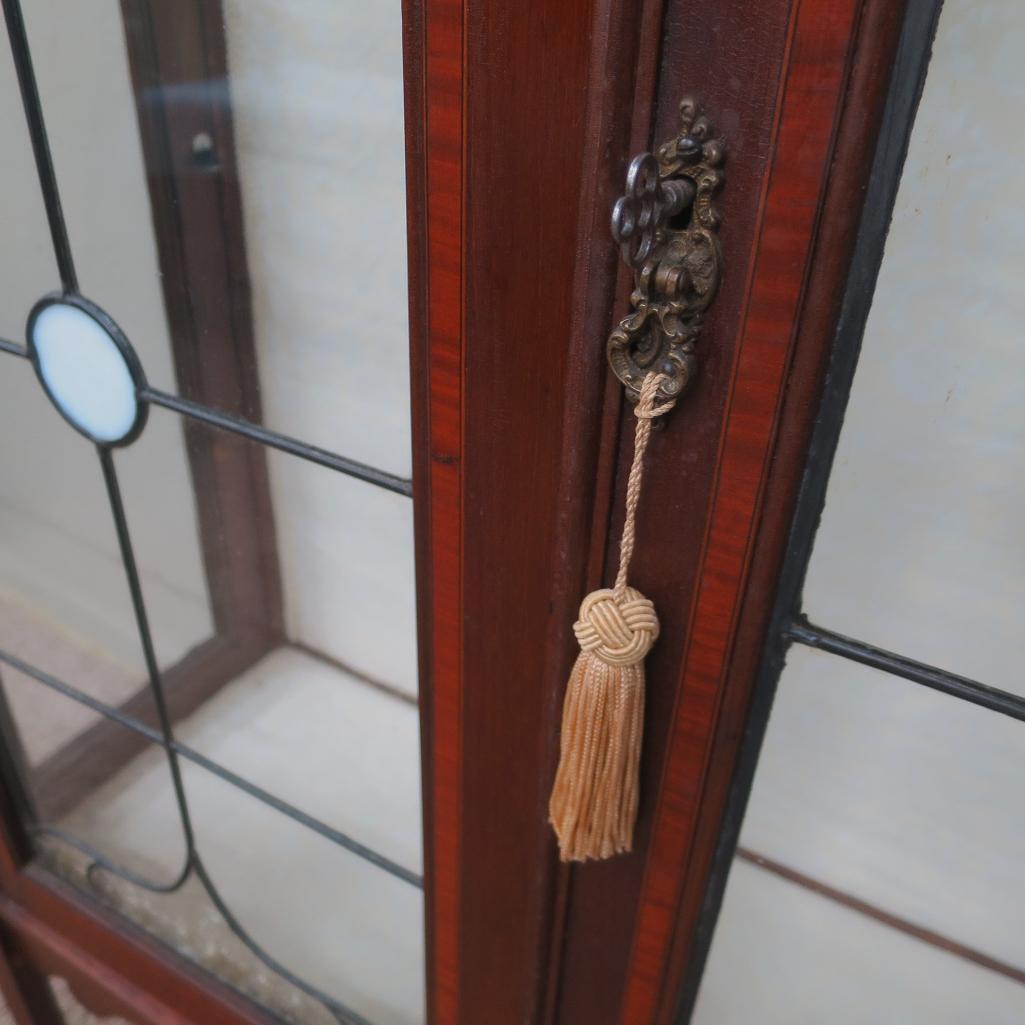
left=613, top=375, right=676, bottom=598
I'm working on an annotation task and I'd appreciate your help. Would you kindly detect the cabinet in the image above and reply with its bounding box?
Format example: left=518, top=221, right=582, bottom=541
left=3, top=2, right=1004, bottom=1025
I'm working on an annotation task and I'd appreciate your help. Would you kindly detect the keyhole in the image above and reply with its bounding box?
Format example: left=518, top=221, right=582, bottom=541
left=668, top=202, right=693, bottom=232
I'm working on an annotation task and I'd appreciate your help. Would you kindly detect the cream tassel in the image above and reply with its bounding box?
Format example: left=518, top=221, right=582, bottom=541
left=549, top=372, right=675, bottom=861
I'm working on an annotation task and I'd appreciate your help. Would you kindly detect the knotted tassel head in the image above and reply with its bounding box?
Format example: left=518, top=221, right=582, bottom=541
left=574, top=587, right=659, bottom=665
left=549, top=586, right=659, bottom=861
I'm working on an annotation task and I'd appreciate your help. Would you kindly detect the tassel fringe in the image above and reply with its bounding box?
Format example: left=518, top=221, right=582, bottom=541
left=548, top=642, right=645, bottom=861
left=549, top=372, right=672, bottom=862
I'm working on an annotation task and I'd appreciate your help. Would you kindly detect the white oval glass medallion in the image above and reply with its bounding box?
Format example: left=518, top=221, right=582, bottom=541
left=29, top=300, right=143, bottom=444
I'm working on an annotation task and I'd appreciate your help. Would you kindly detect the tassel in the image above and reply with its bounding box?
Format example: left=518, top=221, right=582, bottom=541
left=549, top=372, right=676, bottom=861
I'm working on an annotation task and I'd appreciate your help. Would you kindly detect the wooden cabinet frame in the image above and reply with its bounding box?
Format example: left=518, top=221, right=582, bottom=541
left=0, top=0, right=916, bottom=1022
left=416, top=3, right=912, bottom=1025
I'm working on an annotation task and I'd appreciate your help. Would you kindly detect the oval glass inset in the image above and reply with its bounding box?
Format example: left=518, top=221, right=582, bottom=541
left=28, top=298, right=146, bottom=445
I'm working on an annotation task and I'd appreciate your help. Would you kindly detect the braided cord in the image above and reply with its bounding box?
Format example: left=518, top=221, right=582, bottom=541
left=613, top=373, right=675, bottom=598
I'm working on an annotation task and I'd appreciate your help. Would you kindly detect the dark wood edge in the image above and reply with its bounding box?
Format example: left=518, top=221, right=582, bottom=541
left=0, top=730, right=61, bottom=1022
left=0, top=926, right=64, bottom=1025
left=418, top=0, right=464, bottom=1023
left=0, top=870, right=278, bottom=1025
left=616, top=0, right=884, bottom=1021
left=660, top=1, right=911, bottom=1020
left=401, top=1, right=437, bottom=1024
left=120, top=0, right=283, bottom=634
left=0, top=678, right=37, bottom=829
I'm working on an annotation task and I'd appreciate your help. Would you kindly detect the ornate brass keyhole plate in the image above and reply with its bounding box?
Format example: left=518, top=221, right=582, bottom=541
left=608, top=96, right=725, bottom=409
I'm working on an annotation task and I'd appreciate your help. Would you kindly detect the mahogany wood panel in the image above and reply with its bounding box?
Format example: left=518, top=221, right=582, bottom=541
left=458, top=0, right=632, bottom=1018
left=537, top=0, right=670, bottom=1017
left=418, top=0, right=463, bottom=1022
left=0, top=882, right=277, bottom=1025
left=416, top=0, right=630, bottom=1017
left=552, top=2, right=797, bottom=1021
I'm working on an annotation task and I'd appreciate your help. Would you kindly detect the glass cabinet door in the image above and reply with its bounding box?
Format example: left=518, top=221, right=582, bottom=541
left=0, top=2, right=421, bottom=1022
left=687, top=2, right=1025, bottom=1022
left=4, top=1, right=945, bottom=1024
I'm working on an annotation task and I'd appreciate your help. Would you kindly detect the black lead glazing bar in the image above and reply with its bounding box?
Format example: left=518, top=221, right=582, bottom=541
left=2, top=0, right=78, bottom=293
left=788, top=619, right=1025, bottom=724
left=143, top=386, right=415, bottom=496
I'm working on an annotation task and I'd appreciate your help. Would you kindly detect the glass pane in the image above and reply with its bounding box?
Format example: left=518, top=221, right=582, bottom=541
left=172, top=646, right=421, bottom=877
left=0, top=326, right=198, bottom=884
left=1, top=0, right=421, bottom=1016
left=260, top=432, right=418, bottom=695
left=693, top=645, right=1025, bottom=1023
left=116, top=402, right=418, bottom=694
left=18, top=0, right=411, bottom=478
left=0, top=360, right=208, bottom=712
left=695, top=860, right=1025, bottom=1025
left=181, top=763, right=424, bottom=1025
left=219, top=0, right=412, bottom=477
left=114, top=406, right=420, bottom=873
left=802, top=0, right=1025, bottom=690
left=1, top=667, right=188, bottom=888
left=27, top=731, right=422, bottom=1025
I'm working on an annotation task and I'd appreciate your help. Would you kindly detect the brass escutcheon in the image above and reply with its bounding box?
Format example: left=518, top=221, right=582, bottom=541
left=608, top=96, right=725, bottom=410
